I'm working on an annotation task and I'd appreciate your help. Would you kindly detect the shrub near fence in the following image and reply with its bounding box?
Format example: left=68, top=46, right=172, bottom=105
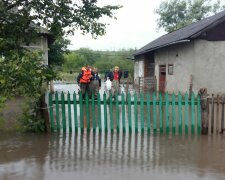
left=48, top=91, right=201, bottom=135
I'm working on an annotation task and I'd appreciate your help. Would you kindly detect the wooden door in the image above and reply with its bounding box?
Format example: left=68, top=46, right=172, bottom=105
left=159, top=65, right=166, bottom=93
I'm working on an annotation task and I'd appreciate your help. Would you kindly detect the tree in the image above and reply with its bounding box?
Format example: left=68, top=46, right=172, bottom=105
left=75, top=48, right=100, bottom=65
left=48, top=37, right=71, bottom=66
left=63, top=52, right=88, bottom=72
left=0, top=0, right=121, bottom=131
left=0, top=0, right=121, bottom=62
left=0, top=0, right=121, bottom=96
left=155, top=0, right=225, bottom=33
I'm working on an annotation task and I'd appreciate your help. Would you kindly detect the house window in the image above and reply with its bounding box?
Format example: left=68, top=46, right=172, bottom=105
left=168, top=64, right=174, bottom=75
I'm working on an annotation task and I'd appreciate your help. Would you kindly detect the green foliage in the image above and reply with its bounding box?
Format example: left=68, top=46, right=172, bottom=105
left=0, top=51, right=58, bottom=98
left=0, top=0, right=121, bottom=41
left=0, top=97, right=6, bottom=110
left=0, top=51, right=58, bottom=132
left=48, top=37, right=71, bottom=66
left=0, top=97, right=6, bottom=129
left=0, top=0, right=121, bottom=75
left=155, top=0, right=225, bottom=32
left=18, top=99, right=46, bottom=133
left=0, top=0, right=121, bottom=132
left=62, top=48, right=135, bottom=77
left=63, top=52, right=88, bottom=72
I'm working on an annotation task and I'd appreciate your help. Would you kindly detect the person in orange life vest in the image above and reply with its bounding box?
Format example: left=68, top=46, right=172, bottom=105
left=77, top=64, right=92, bottom=98
left=107, top=66, right=122, bottom=97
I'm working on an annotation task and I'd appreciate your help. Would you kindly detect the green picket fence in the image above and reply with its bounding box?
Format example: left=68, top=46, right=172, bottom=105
left=48, top=91, right=201, bottom=135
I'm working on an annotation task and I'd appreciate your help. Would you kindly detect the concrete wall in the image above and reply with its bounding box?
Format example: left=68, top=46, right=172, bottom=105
left=154, top=39, right=225, bottom=94
left=0, top=97, right=26, bottom=131
left=24, top=35, right=48, bottom=65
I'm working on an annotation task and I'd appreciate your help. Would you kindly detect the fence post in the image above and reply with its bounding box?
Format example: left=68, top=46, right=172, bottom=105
left=103, top=92, right=108, bottom=132
left=153, top=92, right=157, bottom=134
left=97, top=93, right=102, bottom=132
left=185, top=92, right=189, bottom=135
left=61, top=92, right=66, bottom=132
left=128, top=92, right=132, bottom=133
left=109, top=93, right=114, bottom=132
left=178, top=92, right=182, bottom=135
left=165, top=92, right=169, bottom=135
left=85, top=93, right=90, bottom=132
left=147, top=93, right=151, bottom=134
left=197, top=95, right=201, bottom=135
left=134, top=92, right=138, bottom=133
left=140, top=92, right=144, bottom=133
left=122, top=92, right=126, bottom=133
left=67, top=92, right=72, bottom=133
left=92, top=93, right=96, bottom=132
left=48, top=92, right=54, bottom=132
left=55, top=92, right=60, bottom=132
left=79, top=92, right=84, bottom=133
left=191, top=92, right=195, bottom=135
left=73, top=92, right=78, bottom=132
left=221, top=95, right=225, bottom=134
left=116, top=93, right=120, bottom=133
left=198, top=88, right=209, bottom=134
left=172, top=92, right=176, bottom=135
left=159, top=93, right=163, bottom=134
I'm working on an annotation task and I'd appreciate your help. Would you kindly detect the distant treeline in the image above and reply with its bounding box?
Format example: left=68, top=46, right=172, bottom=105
left=62, top=48, right=135, bottom=77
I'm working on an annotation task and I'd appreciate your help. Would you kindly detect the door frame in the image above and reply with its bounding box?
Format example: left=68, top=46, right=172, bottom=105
left=159, top=65, right=166, bottom=93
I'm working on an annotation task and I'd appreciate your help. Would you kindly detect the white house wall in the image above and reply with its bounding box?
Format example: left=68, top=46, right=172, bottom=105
left=155, top=40, right=225, bottom=94
left=155, top=42, right=195, bottom=94
left=193, top=40, right=225, bottom=94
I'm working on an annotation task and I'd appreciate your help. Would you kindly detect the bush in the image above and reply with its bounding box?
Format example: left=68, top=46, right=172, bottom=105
left=18, top=98, right=46, bottom=133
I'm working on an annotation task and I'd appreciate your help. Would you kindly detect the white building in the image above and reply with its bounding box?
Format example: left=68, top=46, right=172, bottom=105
left=134, top=10, right=225, bottom=94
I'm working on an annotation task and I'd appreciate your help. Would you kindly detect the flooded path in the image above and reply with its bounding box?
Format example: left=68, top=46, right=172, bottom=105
left=0, top=132, right=225, bottom=180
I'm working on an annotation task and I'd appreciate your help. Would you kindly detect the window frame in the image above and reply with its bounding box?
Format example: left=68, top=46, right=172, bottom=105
left=168, top=64, right=174, bottom=75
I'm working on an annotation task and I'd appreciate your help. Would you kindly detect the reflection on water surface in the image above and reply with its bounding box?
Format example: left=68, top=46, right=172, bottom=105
left=0, top=132, right=225, bottom=180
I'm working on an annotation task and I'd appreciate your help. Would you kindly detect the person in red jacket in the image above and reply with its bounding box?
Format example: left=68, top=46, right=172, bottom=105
left=106, top=66, right=122, bottom=97
left=77, top=64, right=92, bottom=98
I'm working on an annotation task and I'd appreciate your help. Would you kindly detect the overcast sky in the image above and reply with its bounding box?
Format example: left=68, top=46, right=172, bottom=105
left=67, top=0, right=166, bottom=51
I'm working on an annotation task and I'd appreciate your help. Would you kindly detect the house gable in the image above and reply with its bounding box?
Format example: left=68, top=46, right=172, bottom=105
left=199, top=20, right=225, bottom=41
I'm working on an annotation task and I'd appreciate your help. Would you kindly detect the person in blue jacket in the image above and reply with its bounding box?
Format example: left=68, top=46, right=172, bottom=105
left=90, top=67, right=101, bottom=99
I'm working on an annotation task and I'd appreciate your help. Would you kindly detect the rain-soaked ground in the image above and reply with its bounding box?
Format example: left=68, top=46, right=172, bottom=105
left=1, top=84, right=225, bottom=180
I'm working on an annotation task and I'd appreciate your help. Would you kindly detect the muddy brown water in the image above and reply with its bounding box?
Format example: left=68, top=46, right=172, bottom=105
left=0, top=132, right=225, bottom=180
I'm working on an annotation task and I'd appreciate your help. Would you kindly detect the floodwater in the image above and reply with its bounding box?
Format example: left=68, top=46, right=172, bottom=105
left=0, top=133, right=225, bottom=180
left=1, top=84, right=225, bottom=180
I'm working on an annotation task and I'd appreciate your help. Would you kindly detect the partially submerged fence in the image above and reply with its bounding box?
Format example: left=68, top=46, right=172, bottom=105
left=207, top=94, right=225, bottom=134
left=48, top=92, right=201, bottom=135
